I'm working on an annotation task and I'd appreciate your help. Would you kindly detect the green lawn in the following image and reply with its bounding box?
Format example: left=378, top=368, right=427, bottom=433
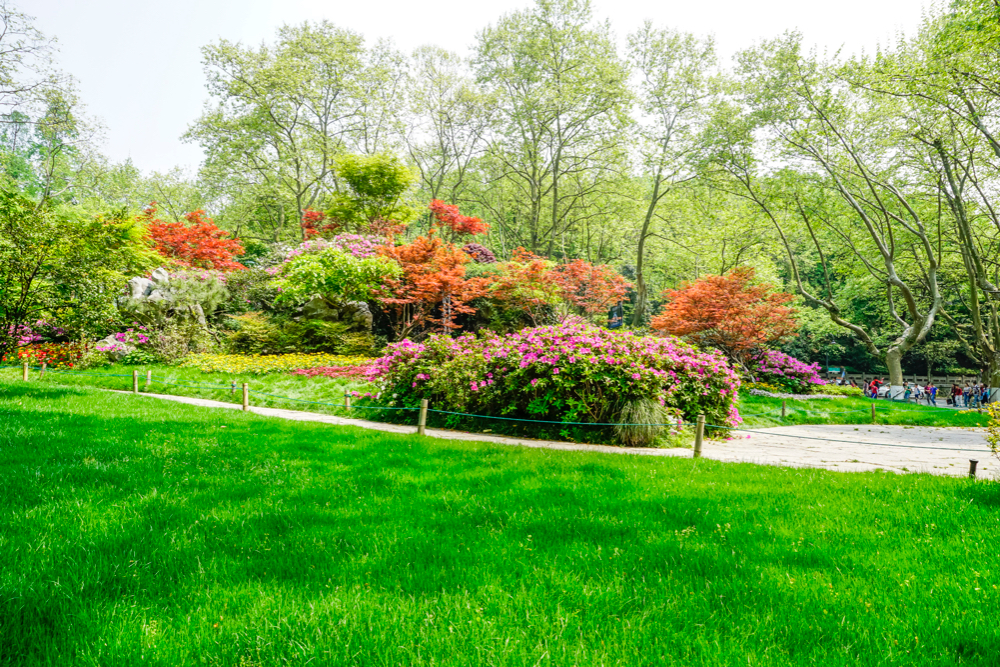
left=1, top=380, right=998, bottom=665
left=739, top=393, right=988, bottom=429
left=0, top=363, right=366, bottom=418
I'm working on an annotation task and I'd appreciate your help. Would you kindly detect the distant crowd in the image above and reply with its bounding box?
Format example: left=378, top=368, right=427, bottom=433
left=859, top=378, right=993, bottom=407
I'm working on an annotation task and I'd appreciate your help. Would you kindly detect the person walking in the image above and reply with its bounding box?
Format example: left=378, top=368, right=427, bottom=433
left=952, top=383, right=963, bottom=407
left=926, top=382, right=937, bottom=406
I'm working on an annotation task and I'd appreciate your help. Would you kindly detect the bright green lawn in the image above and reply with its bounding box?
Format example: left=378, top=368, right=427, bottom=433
left=1, top=380, right=998, bottom=665
left=739, top=394, right=988, bottom=429
left=0, top=364, right=366, bottom=418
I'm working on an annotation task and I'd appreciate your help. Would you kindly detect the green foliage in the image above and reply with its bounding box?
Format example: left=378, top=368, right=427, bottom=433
left=220, top=268, right=281, bottom=315
left=327, top=153, right=417, bottom=227
left=0, top=189, right=156, bottom=360
left=224, top=312, right=376, bottom=356
left=272, top=247, right=401, bottom=306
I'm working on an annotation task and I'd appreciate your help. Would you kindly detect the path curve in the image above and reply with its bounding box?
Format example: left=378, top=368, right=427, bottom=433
left=113, top=391, right=995, bottom=478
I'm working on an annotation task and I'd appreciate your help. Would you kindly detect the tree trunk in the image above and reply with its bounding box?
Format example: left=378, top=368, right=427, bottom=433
left=988, top=352, right=1000, bottom=402
left=886, top=347, right=905, bottom=400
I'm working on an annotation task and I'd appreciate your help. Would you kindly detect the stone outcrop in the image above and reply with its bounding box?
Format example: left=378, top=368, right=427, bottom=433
left=121, top=268, right=206, bottom=326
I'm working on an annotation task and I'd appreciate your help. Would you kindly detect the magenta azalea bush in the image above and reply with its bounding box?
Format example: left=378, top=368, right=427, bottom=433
left=752, top=350, right=826, bottom=393
left=365, top=323, right=741, bottom=441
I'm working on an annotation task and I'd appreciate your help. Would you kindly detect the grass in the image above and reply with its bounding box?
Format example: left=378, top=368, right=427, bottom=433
left=0, top=363, right=368, bottom=418
left=1, top=379, right=998, bottom=665
left=739, top=393, right=988, bottom=429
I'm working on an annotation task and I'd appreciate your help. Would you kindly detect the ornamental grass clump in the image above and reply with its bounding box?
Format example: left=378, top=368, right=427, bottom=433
left=367, top=322, right=740, bottom=445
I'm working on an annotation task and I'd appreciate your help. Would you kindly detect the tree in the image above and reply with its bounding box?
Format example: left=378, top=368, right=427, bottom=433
left=272, top=247, right=401, bottom=306
left=378, top=232, right=490, bottom=339
left=490, top=248, right=631, bottom=325
left=706, top=36, right=943, bottom=394
left=185, top=22, right=404, bottom=240
left=326, top=152, right=416, bottom=230
left=0, top=188, right=155, bottom=361
left=471, top=0, right=632, bottom=255
left=627, top=23, right=716, bottom=326
left=404, top=46, right=491, bottom=204
left=144, top=205, right=247, bottom=271
left=429, top=198, right=489, bottom=241
left=651, top=267, right=798, bottom=369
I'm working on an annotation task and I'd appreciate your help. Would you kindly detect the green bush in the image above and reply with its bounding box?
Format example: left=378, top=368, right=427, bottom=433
left=224, top=313, right=376, bottom=356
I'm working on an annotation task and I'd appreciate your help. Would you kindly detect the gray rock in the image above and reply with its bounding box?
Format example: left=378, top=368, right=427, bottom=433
left=127, top=276, right=153, bottom=299
left=301, top=296, right=340, bottom=321
left=343, top=301, right=373, bottom=329
left=150, top=267, right=170, bottom=284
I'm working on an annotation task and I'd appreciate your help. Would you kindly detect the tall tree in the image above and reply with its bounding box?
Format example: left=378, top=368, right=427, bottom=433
left=471, top=0, right=632, bottom=255
left=185, top=22, right=404, bottom=239
left=627, top=23, right=716, bottom=325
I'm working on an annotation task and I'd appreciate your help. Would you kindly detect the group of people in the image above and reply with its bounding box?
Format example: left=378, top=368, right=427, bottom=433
left=861, top=377, right=992, bottom=407
left=945, top=382, right=992, bottom=408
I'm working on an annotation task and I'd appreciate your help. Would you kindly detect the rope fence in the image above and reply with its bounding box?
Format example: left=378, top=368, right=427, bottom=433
left=3, top=361, right=996, bottom=476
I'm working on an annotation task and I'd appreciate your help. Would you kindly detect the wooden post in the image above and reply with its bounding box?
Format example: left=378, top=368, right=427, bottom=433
left=693, top=414, right=705, bottom=459
left=871, top=403, right=876, bottom=424
left=132, top=370, right=139, bottom=394
left=22, top=362, right=28, bottom=381
left=39, top=362, right=46, bottom=378
left=145, top=369, right=152, bottom=390
left=242, top=383, right=249, bottom=412
left=417, top=399, right=428, bottom=435
left=344, top=392, right=351, bottom=411
left=230, top=381, right=236, bottom=395
left=969, top=459, right=979, bottom=479
left=781, top=400, right=786, bottom=419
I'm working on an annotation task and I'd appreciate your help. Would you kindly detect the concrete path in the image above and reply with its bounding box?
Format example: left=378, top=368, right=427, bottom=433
left=117, top=391, right=996, bottom=479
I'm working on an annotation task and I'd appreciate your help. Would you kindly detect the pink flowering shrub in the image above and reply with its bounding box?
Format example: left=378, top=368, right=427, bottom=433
left=752, top=350, right=826, bottom=393
left=365, top=322, right=741, bottom=441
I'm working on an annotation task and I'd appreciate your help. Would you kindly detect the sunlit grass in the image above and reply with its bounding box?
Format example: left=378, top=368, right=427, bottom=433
left=0, top=380, right=998, bottom=665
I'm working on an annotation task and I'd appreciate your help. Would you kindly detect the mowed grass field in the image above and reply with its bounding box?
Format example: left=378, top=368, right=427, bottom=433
left=1, top=380, right=999, bottom=666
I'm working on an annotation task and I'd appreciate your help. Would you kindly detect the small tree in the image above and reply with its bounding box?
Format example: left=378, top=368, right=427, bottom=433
left=429, top=199, right=489, bottom=241
left=378, top=232, right=489, bottom=339
left=144, top=205, right=246, bottom=271
left=490, top=249, right=631, bottom=325
left=0, top=190, right=154, bottom=361
left=651, top=267, right=798, bottom=368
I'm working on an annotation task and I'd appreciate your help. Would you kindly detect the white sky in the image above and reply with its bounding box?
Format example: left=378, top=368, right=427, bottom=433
left=28, top=0, right=933, bottom=174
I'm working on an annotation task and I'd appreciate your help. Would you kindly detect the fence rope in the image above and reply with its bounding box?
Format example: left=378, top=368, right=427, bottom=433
left=9, top=365, right=996, bottom=453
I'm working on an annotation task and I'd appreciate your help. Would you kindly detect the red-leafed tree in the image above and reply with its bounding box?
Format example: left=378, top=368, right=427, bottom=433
left=490, top=249, right=632, bottom=325
left=143, top=205, right=246, bottom=271
left=429, top=199, right=489, bottom=240
left=650, top=267, right=798, bottom=367
left=300, top=209, right=341, bottom=239
left=378, top=231, right=490, bottom=339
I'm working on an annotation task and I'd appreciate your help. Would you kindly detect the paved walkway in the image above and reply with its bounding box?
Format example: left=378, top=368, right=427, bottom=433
left=118, top=391, right=996, bottom=479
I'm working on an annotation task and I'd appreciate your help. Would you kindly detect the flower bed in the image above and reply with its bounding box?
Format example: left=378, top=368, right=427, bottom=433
left=290, top=365, right=370, bottom=379
left=12, top=342, right=83, bottom=369
left=365, top=323, right=740, bottom=445
left=181, top=353, right=373, bottom=374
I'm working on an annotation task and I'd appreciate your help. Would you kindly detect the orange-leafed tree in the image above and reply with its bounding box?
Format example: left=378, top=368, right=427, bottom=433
left=143, top=205, right=246, bottom=271
left=429, top=199, right=489, bottom=241
left=651, top=267, right=798, bottom=366
left=378, top=231, right=490, bottom=339
left=490, top=249, right=631, bottom=325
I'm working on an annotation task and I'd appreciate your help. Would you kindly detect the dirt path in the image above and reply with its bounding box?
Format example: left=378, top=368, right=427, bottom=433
left=116, top=391, right=995, bottom=478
